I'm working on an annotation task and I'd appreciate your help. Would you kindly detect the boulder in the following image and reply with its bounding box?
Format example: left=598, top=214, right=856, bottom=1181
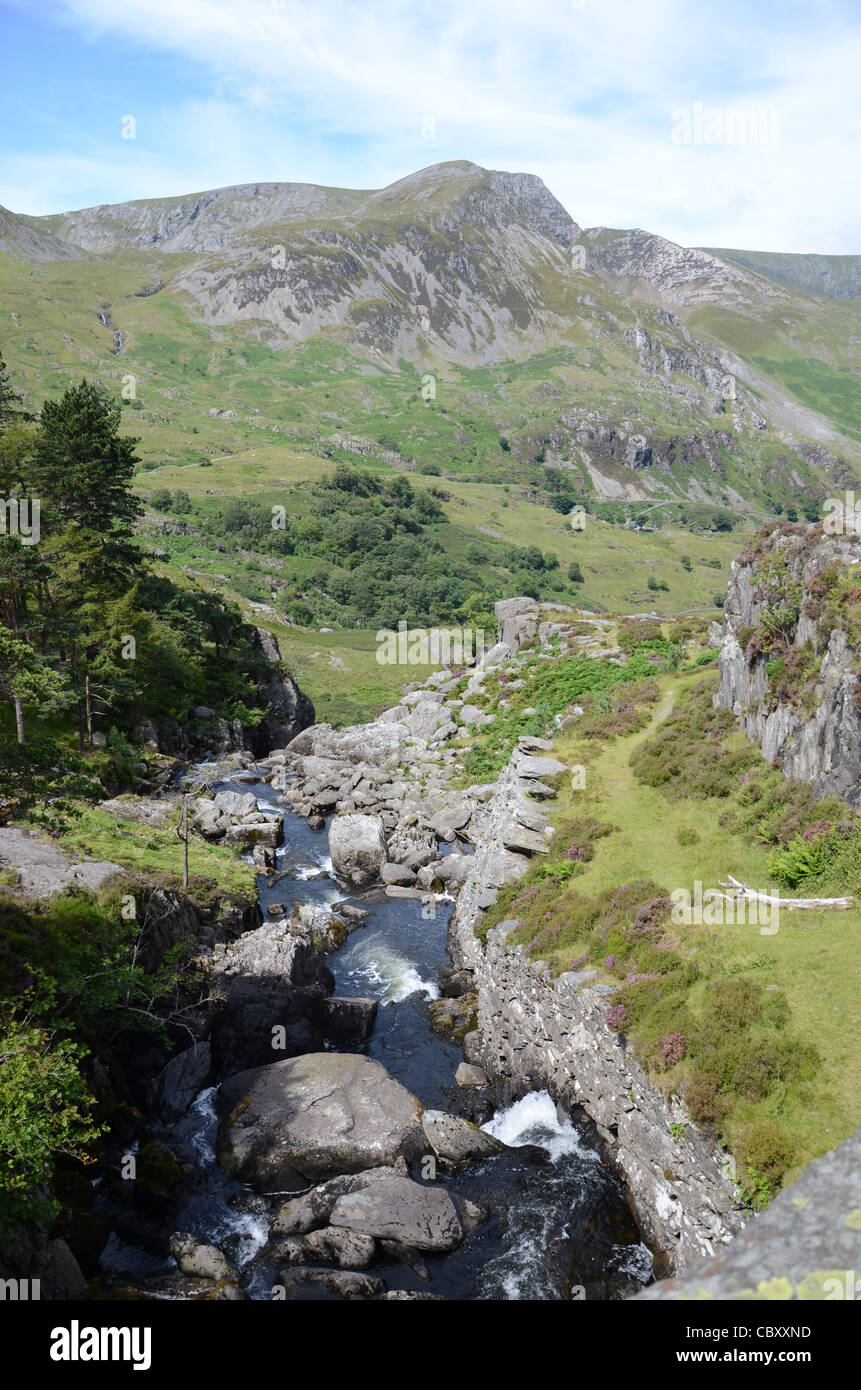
left=381, top=861, right=416, bottom=886
left=433, top=854, right=473, bottom=885
left=330, top=1176, right=463, bottom=1252
left=274, top=1267, right=384, bottom=1300
left=271, top=1166, right=408, bottom=1237
left=213, top=790, right=258, bottom=818
left=455, top=1062, right=488, bottom=1088
left=169, top=1232, right=239, bottom=1284
left=273, top=1228, right=376, bottom=1270
left=217, top=1054, right=425, bottom=1191
left=153, top=1042, right=212, bottom=1121
left=329, top=814, right=388, bottom=886
left=317, top=996, right=378, bottom=1043
left=420, top=1110, right=504, bottom=1163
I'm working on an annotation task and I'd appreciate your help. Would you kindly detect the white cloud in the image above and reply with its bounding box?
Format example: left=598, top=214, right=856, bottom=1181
left=6, top=0, right=861, bottom=249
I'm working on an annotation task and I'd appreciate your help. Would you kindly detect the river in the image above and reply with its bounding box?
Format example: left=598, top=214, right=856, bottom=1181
left=97, top=764, right=654, bottom=1301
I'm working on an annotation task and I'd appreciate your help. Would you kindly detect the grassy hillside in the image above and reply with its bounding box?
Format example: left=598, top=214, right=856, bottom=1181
left=476, top=655, right=861, bottom=1202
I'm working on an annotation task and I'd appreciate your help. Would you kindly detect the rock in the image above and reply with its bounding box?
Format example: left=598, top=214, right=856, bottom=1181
left=434, top=854, right=474, bottom=885
left=381, top=1289, right=445, bottom=1300
left=428, top=805, right=472, bottom=836
left=421, top=1110, right=504, bottom=1163
left=210, top=975, right=326, bottom=1078
left=36, top=1238, right=88, bottom=1300
left=274, top=1267, right=384, bottom=1300
left=271, top=1167, right=408, bottom=1237
left=253, top=844, right=277, bottom=869
left=426, top=994, right=478, bottom=1043
left=407, top=702, right=457, bottom=741
left=495, top=597, right=540, bottom=652
left=169, top=1232, right=239, bottom=1284
left=317, top=996, right=378, bottom=1043
left=438, top=966, right=474, bottom=998
left=454, top=1197, right=489, bottom=1232
left=217, top=1054, right=425, bottom=1191
left=193, top=706, right=216, bottom=719
left=329, top=813, right=388, bottom=886
left=271, top=1228, right=376, bottom=1269
left=192, top=798, right=229, bottom=839
left=512, top=752, right=566, bottom=779
left=498, top=820, right=551, bottom=855
left=455, top=1062, right=488, bottom=1088
left=458, top=704, right=483, bottom=725
left=338, top=904, right=369, bottom=924
left=213, top=789, right=258, bottom=817
left=330, top=1176, right=464, bottom=1252
left=381, top=861, right=417, bottom=886
left=154, top=1042, right=212, bottom=1121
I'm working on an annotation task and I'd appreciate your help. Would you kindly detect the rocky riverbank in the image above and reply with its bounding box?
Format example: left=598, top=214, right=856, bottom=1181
left=258, top=598, right=744, bottom=1275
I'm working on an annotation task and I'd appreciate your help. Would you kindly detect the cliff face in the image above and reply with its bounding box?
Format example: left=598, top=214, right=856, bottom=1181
left=715, top=526, right=861, bottom=804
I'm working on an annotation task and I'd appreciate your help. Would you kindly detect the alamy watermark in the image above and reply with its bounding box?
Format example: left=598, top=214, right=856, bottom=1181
left=376, top=621, right=485, bottom=666
left=823, top=491, right=861, bottom=535
left=671, top=102, right=780, bottom=155
left=671, top=881, right=780, bottom=935
left=0, top=497, right=40, bottom=545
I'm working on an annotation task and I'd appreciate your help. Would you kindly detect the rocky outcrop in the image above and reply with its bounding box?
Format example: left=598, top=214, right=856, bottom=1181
left=249, top=627, right=316, bottom=755
left=636, top=1122, right=861, bottom=1300
left=715, top=527, right=861, bottom=804
left=0, top=826, right=123, bottom=899
left=133, top=628, right=313, bottom=760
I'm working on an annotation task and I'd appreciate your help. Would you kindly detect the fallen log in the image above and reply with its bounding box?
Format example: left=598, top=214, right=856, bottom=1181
left=718, top=874, right=854, bottom=911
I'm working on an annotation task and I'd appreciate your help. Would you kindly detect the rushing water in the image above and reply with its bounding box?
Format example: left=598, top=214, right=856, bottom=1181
left=97, top=763, right=654, bottom=1300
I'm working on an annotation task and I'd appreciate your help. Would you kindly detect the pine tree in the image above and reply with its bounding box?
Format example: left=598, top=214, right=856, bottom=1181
left=34, top=380, right=142, bottom=539
left=0, top=352, right=21, bottom=432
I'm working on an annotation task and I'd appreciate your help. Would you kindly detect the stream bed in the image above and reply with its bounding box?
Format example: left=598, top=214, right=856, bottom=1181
left=97, top=765, right=654, bottom=1301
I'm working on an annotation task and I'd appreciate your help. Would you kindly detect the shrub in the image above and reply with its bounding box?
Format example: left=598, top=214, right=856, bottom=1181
left=685, top=1072, right=731, bottom=1131
left=737, top=1117, right=797, bottom=1194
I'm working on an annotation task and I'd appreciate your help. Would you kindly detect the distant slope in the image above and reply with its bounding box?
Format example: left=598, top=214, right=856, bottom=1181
left=701, top=248, right=861, bottom=300
left=0, top=161, right=858, bottom=514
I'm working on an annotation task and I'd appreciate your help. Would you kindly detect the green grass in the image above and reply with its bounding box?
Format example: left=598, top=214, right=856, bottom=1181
left=56, top=804, right=256, bottom=898
left=482, top=667, right=861, bottom=1194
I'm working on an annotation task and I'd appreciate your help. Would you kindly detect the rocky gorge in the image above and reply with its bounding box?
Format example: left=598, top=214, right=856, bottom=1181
left=8, top=587, right=860, bottom=1302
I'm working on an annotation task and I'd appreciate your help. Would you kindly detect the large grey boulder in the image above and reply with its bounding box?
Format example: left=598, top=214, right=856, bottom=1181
left=494, top=597, right=539, bottom=652
left=329, top=1175, right=464, bottom=1252
left=420, top=1110, right=504, bottom=1163
left=329, top=813, right=388, bottom=886
left=217, top=1054, right=425, bottom=1191
left=213, top=789, right=258, bottom=818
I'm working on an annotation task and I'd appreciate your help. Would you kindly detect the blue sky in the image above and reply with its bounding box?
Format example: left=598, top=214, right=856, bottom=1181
left=1, top=0, right=859, bottom=251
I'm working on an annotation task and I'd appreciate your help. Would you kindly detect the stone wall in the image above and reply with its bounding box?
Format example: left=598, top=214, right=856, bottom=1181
left=447, top=751, right=743, bottom=1276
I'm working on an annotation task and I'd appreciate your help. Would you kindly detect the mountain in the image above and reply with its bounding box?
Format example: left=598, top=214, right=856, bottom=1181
left=701, top=248, right=861, bottom=300
left=1, top=161, right=859, bottom=515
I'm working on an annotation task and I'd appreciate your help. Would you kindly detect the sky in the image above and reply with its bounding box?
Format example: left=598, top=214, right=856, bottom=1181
left=0, top=0, right=859, bottom=252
